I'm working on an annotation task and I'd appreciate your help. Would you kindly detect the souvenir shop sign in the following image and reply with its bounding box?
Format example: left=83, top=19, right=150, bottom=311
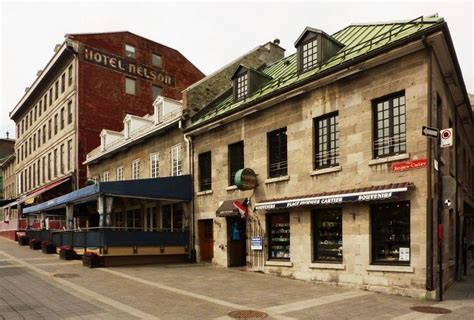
left=255, top=187, right=410, bottom=211
left=392, top=159, right=428, bottom=172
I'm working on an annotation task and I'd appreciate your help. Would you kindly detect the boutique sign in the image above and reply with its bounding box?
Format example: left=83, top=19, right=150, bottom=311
left=255, top=191, right=398, bottom=211
left=80, top=46, right=175, bottom=87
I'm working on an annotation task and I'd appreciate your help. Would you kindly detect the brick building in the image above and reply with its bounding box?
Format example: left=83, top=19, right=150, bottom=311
left=184, top=15, right=474, bottom=299
left=9, top=31, right=204, bottom=205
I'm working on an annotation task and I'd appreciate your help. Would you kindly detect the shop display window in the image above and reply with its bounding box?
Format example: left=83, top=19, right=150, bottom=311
left=313, top=208, right=343, bottom=262
left=267, top=213, right=290, bottom=260
left=371, top=201, right=410, bottom=265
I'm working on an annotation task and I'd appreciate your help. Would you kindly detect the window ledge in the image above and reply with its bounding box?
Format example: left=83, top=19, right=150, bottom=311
left=310, top=166, right=341, bottom=176
left=310, top=263, right=345, bottom=270
left=226, top=185, right=238, bottom=191
left=196, top=190, right=213, bottom=196
left=264, top=176, right=290, bottom=184
left=368, top=153, right=410, bottom=166
left=366, top=265, right=414, bottom=273
left=265, top=260, right=293, bottom=267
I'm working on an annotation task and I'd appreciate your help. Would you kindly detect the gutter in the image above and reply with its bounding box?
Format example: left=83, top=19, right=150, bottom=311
left=183, top=134, right=196, bottom=261
left=184, top=22, right=447, bottom=134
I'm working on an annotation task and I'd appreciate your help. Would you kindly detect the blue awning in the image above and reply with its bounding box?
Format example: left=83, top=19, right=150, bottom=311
left=23, top=175, right=193, bottom=215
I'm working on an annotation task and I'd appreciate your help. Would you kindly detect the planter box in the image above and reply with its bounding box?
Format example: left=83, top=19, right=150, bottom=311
left=18, top=236, right=30, bottom=246
left=59, top=250, right=77, bottom=260
left=42, top=245, right=57, bottom=254
left=29, top=241, right=42, bottom=250
left=82, top=255, right=104, bottom=268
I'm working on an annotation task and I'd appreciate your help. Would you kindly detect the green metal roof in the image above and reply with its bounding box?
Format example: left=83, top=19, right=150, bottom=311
left=190, top=15, right=444, bottom=128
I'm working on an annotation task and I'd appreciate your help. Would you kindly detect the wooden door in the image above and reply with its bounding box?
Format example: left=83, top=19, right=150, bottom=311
left=198, top=219, right=213, bottom=262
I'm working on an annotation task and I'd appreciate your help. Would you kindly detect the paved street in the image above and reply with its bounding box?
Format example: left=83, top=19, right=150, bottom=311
left=0, top=237, right=473, bottom=319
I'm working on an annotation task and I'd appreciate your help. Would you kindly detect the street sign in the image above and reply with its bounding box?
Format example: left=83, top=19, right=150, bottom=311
left=440, top=128, right=453, bottom=148
left=392, top=159, right=428, bottom=172
left=422, top=126, right=439, bottom=138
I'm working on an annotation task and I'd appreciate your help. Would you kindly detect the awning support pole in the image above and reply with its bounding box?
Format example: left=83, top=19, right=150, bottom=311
left=66, top=205, right=74, bottom=230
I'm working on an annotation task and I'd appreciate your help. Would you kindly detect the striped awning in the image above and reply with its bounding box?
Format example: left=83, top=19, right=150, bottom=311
left=254, top=182, right=414, bottom=211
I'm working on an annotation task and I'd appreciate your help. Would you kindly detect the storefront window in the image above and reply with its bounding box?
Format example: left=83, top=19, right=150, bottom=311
left=173, top=204, right=183, bottom=230
left=313, top=208, right=342, bottom=262
left=162, top=205, right=172, bottom=230
left=267, top=213, right=290, bottom=260
left=371, top=201, right=410, bottom=265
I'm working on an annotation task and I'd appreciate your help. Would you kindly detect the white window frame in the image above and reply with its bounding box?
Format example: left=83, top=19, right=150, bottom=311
left=171, top=144, right=182, bottom=176
left=102, top=171, right=110, bottom=182
left=125, top=44, right=136, bottom=58
left=150, top=153, right=159, bottom=178
left=125, top=77, right=136, bottom=95
left=132, top=159, right=140, bottom=180
left=116, top=166, right=124, bottom=181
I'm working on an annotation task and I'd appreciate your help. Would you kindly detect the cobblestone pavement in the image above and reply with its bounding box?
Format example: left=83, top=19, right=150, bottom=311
left=0, top=237, right=473, bottom=319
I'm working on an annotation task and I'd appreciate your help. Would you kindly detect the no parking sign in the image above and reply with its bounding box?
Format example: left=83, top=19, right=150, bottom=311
left=440, top=128, right=453, bottom=148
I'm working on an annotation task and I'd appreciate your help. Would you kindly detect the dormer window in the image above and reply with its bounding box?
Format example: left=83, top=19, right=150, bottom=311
left=301, top=37, right=318, bottom=72
left=295, top=27, right=344, bottom=74
left=232, top=65, right=272, bottom=102
left=236, top=72, right=248, bottom=100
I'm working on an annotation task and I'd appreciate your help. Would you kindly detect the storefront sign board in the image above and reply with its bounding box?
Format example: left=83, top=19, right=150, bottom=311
left=392, top=159, right=428, bottom=172
left=251, top=237, right=263, bottom=250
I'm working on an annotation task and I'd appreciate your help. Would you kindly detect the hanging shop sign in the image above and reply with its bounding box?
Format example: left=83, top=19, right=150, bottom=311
left=255, top=185, right=411, bottom=211
left=392, top=159, right=428, bottom=172
left=80, top=45, right=176, bottom=87
left=251, top=237, right=263, bottom=250
left=235, top=168, right=258, bottom=191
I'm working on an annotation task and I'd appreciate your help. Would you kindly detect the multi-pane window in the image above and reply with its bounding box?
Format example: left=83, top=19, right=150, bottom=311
left=125, top=78, right=136, bottom=95
left=48, top=119, right=52, bottom=139
left=116, top=166, right=124, bottom=181
left=228, top=141, right=244, bottom=186
left=268, top=128, right=288, bottom=178
left=373, top=92, right=406, bottom=158
left=132, top=159, right=140, bottom=179
left=42, top=124, right=46, bottom=143
left=162, top=203, right=184, bottom=231
left=150, top=153, right=159, bottom=178
left=171, top=144, right=182, bottom=176
left=235, top=72, right=248, bottom=100
left=43, top=95, right=47, bottom=111
left=102, top=171, right=110, bottom=182
left=54, top=114, right=58, bottom=135
left=267, top=213, right=290, bottom=260
left=67, top=139, right=72, bottom=171
left=67, top=101, right=73, bottom=124
left=55, top=81, right=59, bottom=100
left=301, top=37, right=318, bottom=72
left=60, top=144, right=64, bottom=174
left=125, top=44, right=136, bottom=58
left=313, top=208, right=343, bottom=262
left=152, top=53, right=162, bottom=68
left=47, top=153, right=51, bottom=180
left=371, top=201, right=410, bottom=265
left=314, top=112, right=339, bottom=169
left=53, top=149, right=57, bottom=177
left=68, top=65, right=73, bottom=86
left=39, top=101, right=42, bottom=117
left=198, top=151, right=212, bottom=191
left=60, top=108, right=65, bottom=130
left=152, top=85, right=162, bottom=101
left=61, top=73, right=65, bottom=93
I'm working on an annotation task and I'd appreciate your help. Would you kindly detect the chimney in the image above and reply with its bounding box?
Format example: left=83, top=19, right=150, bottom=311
left=36, top=70, right=43, bottom=77
left=25, top=87, right=30, bottom=93
left=54, top=44, right=62, bottom=52
left=6, top=131, right=9, bottom=139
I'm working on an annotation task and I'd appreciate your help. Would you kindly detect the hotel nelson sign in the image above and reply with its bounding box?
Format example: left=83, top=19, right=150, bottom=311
left=80, top=45, right=175, bottom=87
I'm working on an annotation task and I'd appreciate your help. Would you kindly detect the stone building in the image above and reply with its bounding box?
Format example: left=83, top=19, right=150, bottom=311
left=0, top=137, right=15, bottom=200
left=184, top=15, right=474, bottom=299
left=9, top=31, right=204, bottom=207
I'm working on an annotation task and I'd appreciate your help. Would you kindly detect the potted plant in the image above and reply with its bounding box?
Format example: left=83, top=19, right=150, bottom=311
left=41, top=241, right=56, bottom=254
left=59, top=245, right=77, bottom=260
left=18, top=236, right=30, bottom=246
left=29, top=238, right=42, bottom=250
left=82, top=252, right=103, bottom=268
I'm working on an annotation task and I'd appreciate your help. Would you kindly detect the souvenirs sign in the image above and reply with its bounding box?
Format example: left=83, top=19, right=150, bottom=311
left=392, top=159, right=428, bottom=172
left=80, top=45, right=175, bottom=87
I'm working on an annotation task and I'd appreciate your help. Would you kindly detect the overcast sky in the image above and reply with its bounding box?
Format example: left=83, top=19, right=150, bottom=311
left=1, top=1, right=472, bottom=139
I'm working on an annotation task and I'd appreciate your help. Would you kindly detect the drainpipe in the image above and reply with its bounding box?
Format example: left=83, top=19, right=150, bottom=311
left=422, top=36, right=435, bottom=293
left=184, top=134, right=196, bottom=262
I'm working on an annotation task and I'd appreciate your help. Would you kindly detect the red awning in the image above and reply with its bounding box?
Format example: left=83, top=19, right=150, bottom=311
left=24, top=176, right=71, bottom=204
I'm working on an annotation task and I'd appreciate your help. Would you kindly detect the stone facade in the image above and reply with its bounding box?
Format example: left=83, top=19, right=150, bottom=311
left=187, top=28, right=474, bottom=298
left=0, top=155, right=16, bottom=201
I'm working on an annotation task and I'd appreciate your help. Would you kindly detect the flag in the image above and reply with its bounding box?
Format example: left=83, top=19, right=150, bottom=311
left=233, top=198, right=248, bottom=219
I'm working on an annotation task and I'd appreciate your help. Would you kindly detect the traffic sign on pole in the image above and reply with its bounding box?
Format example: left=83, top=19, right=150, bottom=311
left=422, top=126, right=439, bottom=138
left=440, top=128, right=453, bottom=148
